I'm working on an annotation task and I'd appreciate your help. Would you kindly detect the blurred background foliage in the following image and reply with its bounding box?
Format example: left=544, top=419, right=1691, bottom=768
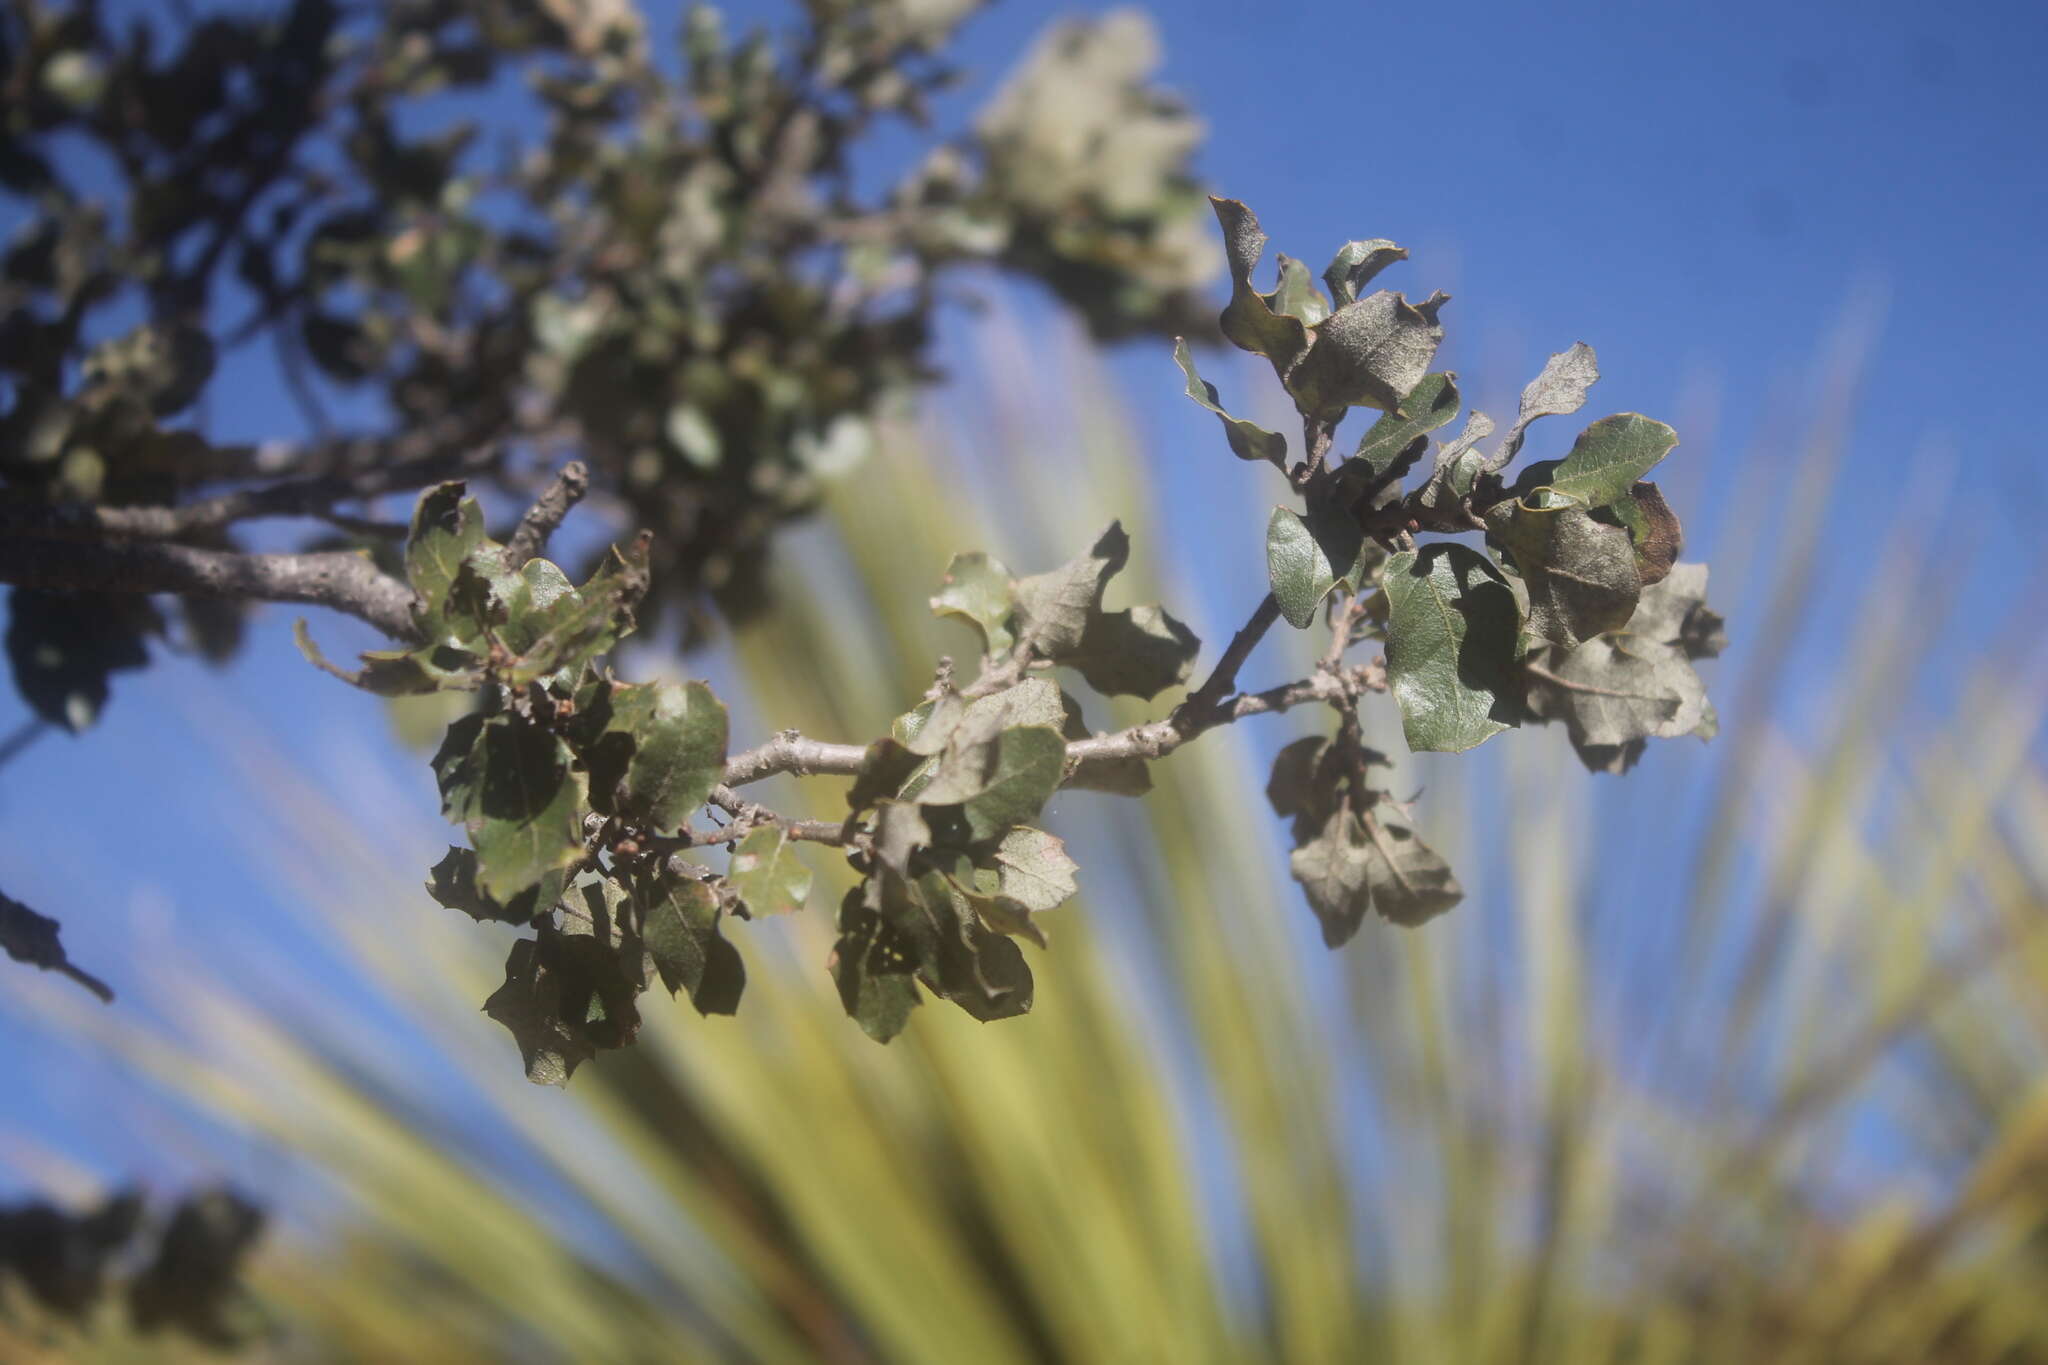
left=4, top=300, right=2045, bottom=1361
left=0, top=0, right=1214, bottom=655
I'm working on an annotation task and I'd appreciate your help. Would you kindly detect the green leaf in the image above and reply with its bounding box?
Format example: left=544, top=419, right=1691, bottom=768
left=954, top=726, right=1067, bottom=842
left=1173, top=337, right=1287, bottom=468
left=1527, top=413, right=1678, bottom=509
left=498, top=537, right=650, bottom=687
left=1604, top=481, right=1684, bottom=587
left=831, top=888, right=921, bottom=1043
left=1430, top=409, right=1498, bottom=474
left=917, top=724, right=1064, bottom=843
left=1211, top=197, right=1311, bottom=370
left=483, top=938, right=594, bottom=1086
left=1486, top=342, right=1599, bottom=473
left=1322, top=238, right=1407, bottom=308
left=1010, top=527, right=1193, bottom=695
left=1266, top=505, right=1368, bottom=630
left=917, top=879, right=1035, bottom=1022
left=1352, top=372, right=1461, bottom=476
left=590, top=681, right=728, bottom=834
left=293, top=620, right=477, bottom=697
left=726, top=826, right=811, bottom=917
left=1418, top=444, right=1486, bottom=514
left=636, top=869, right=745, bottom=1015
left=1012, top=522, right=1128, bottom=656
left=406, top=483, right=488, bottom=617
left=964, top=678, right=1067, bottom=733
left=1064, top=604, right=1199, bottom=700
left=1261, top=254, right=1330, bottom=327
left=425, top=846, right=566, bottom=925
left=486, top=556, right=578, bottom=660
left=433, top=714, right=589, bottom=901
left=930, top=552, right=1017, bottom=656
left=1487, top=498, right=1642, bottom=649
left=1383, top=544, right=1521, bottom=753
left=1285, top=290, right=1448, bottom=417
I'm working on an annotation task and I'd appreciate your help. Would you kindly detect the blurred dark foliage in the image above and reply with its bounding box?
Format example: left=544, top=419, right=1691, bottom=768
left=0, top=0, right=1216, bottom=670
left=0, top=1187, right=265, bottom=1347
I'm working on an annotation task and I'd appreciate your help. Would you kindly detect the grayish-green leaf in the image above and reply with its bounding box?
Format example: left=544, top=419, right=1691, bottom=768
left=1353, top=372, right=1461, bottom=476
left=831, top=888, right=921, bottom=1043
left=1323, top=238, right=1407, bottom=308
left=1288, top=803, right=1462, bottom=945
left=1212, top=197, right=1311, bottom=369
left=434, top=715, right=590, bottom=902
left=1266, top=505, right=1369, bottom=630
left=1519, top=563, right=1720, bottom=772
left=921, top=905, right=1034, bottom=1022
left=1013, top=522, right=1129, bottom=656
left=1265, top=736, right=1333, bottom=826
left=1289, top=808, right=1374, bottom=946
left=1262, top=254, right=1330, bottom=327
left=1173, top=337, right=1287, bottom=467
left=956, top=725, right=1066, bottom=842
left=978, top=826, right=1077, bottom=913
left=930, top=552, right=1017, bottom=656
left=1523, top=636, right=1704, bottom=749
left=1433, top=409, right=1497, bottom=472
left=483, top=938, right=592, bottom=1087
left=597, top=681, right=728, bottom=834
left=636, top=869, right=743, bottom=1015
left=1536, top=413, right=1679, bottom=509
left=406, top=483, right=488, bottom=617
left=1358, top=805, right=1462, bottom=928
left=1382, top=544, right=1521, bottom=754
left=425, top=846, right=565, bottom=925
left=1065, top=603, right=1199, bottom=699
left=1285, top=289, right=1447, bottom=417
left=726, top=826, right=812, bottom=917
left=1489, top=499, right=1641, bottom=649
left=1485, top=342, right=1599, bottom=473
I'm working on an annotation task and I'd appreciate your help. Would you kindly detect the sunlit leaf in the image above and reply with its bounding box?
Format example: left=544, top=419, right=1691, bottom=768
left=930, top=552, right=1017, bottom=656
left=1382, top=544, right=1521, bottom=753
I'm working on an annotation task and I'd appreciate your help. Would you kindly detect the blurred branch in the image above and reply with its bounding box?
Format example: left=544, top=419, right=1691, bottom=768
left=0, top=886, right=113, bottom=1003
left=0, top=718, right=47, bottom=771
left=503, top=461, right=590, bottom=569
left=0, top=537, right=419, bottom=640
left=0, top=439, right=498, bottom=543
left=720, top=592, right=1383, bottom=802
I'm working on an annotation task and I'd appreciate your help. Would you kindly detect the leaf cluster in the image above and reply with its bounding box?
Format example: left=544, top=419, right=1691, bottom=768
left=806, top=523, right=1201, bottom=1042
left=1173, top=198, right=1725, bottom=932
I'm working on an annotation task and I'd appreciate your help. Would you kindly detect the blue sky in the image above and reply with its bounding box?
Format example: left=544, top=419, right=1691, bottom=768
left=3, top=0, right=2045, bottom=1203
